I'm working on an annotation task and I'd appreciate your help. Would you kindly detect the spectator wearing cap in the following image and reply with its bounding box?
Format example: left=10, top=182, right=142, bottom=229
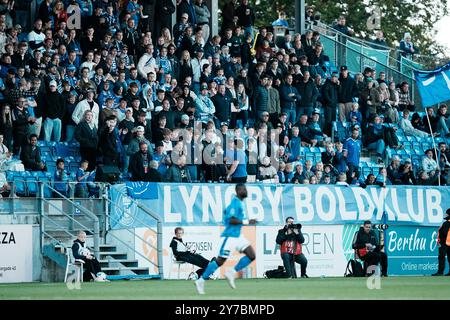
left=338, top=65, right=359, bottom=122
left=43, top=80, right=65, bottom=142
left=127, top=125, right=152, bottom=158
left=280, top=75, right=302, bottom=124
left=195, top=84, right=216, bottom=123
left=72, top=89, right=100, bottom=127
left=64, top=64, right=78, bottom=88
left=296, top=70, right=318, bottom=120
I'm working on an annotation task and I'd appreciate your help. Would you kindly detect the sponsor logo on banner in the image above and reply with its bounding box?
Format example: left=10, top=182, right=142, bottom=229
left=0, top=225, right=33, bottom=283
left=256, top=225, right=348, bottom=277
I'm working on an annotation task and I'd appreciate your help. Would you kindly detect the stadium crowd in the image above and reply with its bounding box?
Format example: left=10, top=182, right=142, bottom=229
left=0, top=0, right=449, bottom=194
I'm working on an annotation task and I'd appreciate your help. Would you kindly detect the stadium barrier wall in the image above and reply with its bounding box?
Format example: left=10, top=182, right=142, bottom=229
left=111, top=183, right=449, bottom=278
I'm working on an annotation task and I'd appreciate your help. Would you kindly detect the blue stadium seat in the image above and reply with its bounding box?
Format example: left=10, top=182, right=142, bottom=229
left=13, top=175, right=27, bottom=195
left=38, top=176, right=53, bottom=198
left=46, top=161, right=56, bottom=174
left=25, top=176, right=38, bottom=196
left=69, top=162, right=80, bottom=173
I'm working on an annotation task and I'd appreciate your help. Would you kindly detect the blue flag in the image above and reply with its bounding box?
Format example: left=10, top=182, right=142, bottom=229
left=125, top=182, right=159, bottom=199
left=414, top=62, right=450, bottom=107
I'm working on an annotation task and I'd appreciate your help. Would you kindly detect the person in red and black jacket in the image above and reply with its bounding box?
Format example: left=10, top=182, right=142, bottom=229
left=432, top=209, right=450, bottom=276
left=276, top=217, right=308, bottom=278
left=352, top=220, right=388, bottom=276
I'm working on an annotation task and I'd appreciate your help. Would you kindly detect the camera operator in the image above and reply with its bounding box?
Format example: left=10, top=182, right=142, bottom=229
left=352, top=220, right=388, bottom=276
left=276, top=217, right=308, bottom=278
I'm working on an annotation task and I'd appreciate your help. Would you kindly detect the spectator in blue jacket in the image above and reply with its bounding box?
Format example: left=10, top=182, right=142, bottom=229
left=343, top=127, right=361, bottom=180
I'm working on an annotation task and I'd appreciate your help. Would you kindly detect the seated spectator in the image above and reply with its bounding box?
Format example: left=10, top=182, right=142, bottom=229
left=147, top=161, right=164, bottom=182
left=72, top=231, right=108, bottom=282
left=126, top=126, right=152, bottom=160
left=375, top=167, right=391, bottom=187
left=335, top=172, right=349, bottom=186
left=20, top=134, right=46, bottom=171
left=397, top=160, right=416, bottom=185
left=53, top=158, right=69, bottom=197
left=399, top=109, right=430, bottom=138
left=364, top=115, right=386, bottom=164
left=170, top=227, right=213, bottom=279
left=167, top=155, right=192, bottom=182
left=436, top=104, right=450, bottom=138
left=422, top=149, right=439, bottom=175
left=75, top=160, right=90, bottom=198
left=387, top=155, right=401, bottom=184
left=396, top=81, right=415, bottom=112
left=417, top=170, right=439, bottom=186
left=258, top=156, right=278, bottom=183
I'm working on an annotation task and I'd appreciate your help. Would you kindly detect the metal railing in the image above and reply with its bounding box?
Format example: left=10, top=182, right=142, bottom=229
left=102, top=185, right=164, bottom=279
left=38, top=182, right=100, bottom=259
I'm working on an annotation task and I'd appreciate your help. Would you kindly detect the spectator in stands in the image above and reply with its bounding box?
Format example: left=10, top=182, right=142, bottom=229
left=399, top=109, right=429, bottom=138
left=0, top=103, right=13, bottom=150
left=296, top=70, right=318, bottom=120
left=235, top=0, right=255, bottom=40
left=167, top=154, right=192, bottom=182
left=74, top=110, right=99, bottom=172
left=20, top=134, right=46, bottom=171
left=436, top=104, right=450, bottom=138
left=12, top=96, right=35, bottom=155
left=387, top=155, right=401, bottom=184
left=53, top=158, right=69, bottom=197
left=43, top=80, right=65, bottom=142
left=194, top=0, right=211, bottom=42
left=422, top=149, right=439, bottom=175
left=371, top=30, right=387, bottom=49
left=417, top=169, right=439, bottom=186
left=272, top=11, right=289, bottom=28
left=399, top=32, right=418, bottom=60
left=129, top=141, right=154, bottom=181
left=364, top=115, right=386, bottom=164
left=72, top=231, right=107, bottom=282
left=397, top=159, right=416, bottom=185
left=75, top=160, right=90, bottom=198
left=280, top=74, right=301, bottom=125
left=258, top=156, right=278, bottom=182
left=155, top=0, right=176, bottom=34
left=422, top=106, right=439, bottom=134
left=98, top=115, right=121, bottom=167
left=72, top=88, right=100, bottom=128
left=397, top=81, right=415, bottom=112
left=338, top=65, right=358, bottom=122
left=224, top=138, right=247, bottom=182
left=305, top=6, right=315, bottom=27
left=344, top=127, right=361, bottom=179
left=332, top=16, right=354, bottom=36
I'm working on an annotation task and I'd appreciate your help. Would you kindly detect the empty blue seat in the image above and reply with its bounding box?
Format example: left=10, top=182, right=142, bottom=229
left=25, top=176, right=38, bottom=196
left=13, top=176, right=26, bottom=195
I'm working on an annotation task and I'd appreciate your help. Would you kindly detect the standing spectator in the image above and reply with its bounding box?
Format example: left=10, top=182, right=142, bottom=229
left=266, top=77, right=281, bottom=127
left=75, top=160, right=90, bottom=198
left=399, top=32, right=418, bottom=60
left=141, top=0, right=157, bottom=34
left=332, top=16, right=354, bottom=36
left=12, top=96, right=35, bottom=155
left=280, top=74, right=301, bottom=126
left=296, top=71, right=318, bottom=120
left=212, top=83, right=231, bottom=128
left=432, top=209, right=450, bottom=276
left=178, top=0, right=197, bottom=27
left=235, top=0, right=255, bottom=40
left=338, top=65, right=358, bottom=122
left=20, top=134, right=46, bottom=171
left=129, top=141, right=154, bottom=181
left=224, top=138, right=247, bottom=182
left=436, top=104, right=450, bottom=138
left=74, top=110, right=99, bottom=172
left=43, top=80, right=65, bottom=142
left=194, top=0, right=211, bottom=42
left=98, top=115, right=121, bottom=167
left=321, top=72, right=339, bottom=136
left=344, top=127, right=361, bottom=180
left=72, top=89, right=100, bottom=128
left=27, top=19, right=46, bottom=52
left=155, top=0, right=176, bottom=34
left=221, top=0, right=237, bottom=36
left=397, top=81, right=415, bottom=112
left=0, top=103, right=13, bottom=150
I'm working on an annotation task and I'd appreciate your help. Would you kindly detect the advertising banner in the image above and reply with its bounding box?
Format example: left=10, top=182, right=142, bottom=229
left=110, top=184, right=449, bottom=229
left=0, top=225, right=33, bottom=283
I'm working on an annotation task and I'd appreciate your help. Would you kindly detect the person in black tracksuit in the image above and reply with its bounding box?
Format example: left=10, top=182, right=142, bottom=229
left=169, top=227, right=212, bottom=278
left=71, top=231, right=102, bottom=281
left=352, top=220, right=388, bottom=276
left=432, top=209, right=450, bottom=276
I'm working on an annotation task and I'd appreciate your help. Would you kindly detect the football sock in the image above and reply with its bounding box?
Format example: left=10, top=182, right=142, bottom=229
left=201, top=260, right=219, bottom=280
left=234, top=256, right=252, bottom=272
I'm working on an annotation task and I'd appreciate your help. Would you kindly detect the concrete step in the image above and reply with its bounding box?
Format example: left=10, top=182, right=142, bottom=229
left=101, top=267, right=150, bottom=276
left=99, top=259, right=139, bottom=268
left=99, top=251, right=128, bottom=260
left=99, top=244, right=117, bottom=252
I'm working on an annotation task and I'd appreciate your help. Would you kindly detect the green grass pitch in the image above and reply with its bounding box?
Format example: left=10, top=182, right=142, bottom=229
left=1, top=277, right=449, bottom=300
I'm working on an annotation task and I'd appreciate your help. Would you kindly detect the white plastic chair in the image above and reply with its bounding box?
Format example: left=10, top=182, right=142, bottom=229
left=64, top=248, right=85, bottom=283
left=168, top=251, right=195, bottom=280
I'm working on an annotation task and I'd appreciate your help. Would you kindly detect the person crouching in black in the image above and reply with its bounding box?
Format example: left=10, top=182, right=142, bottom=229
left=71, top=231, right=107, bottom=281
left=352, top=220, right=388, bottom=276
left=169, top=227, right=213, bottom=279
left=276, top=217, right=308, bottom=278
